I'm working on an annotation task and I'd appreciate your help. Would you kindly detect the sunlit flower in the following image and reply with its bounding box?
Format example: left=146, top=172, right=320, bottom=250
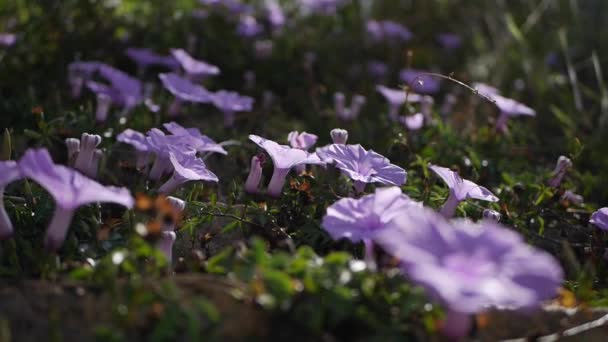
left=159, top=72, right=213, bottom=116
left=158, top=153, right=219, bottom=193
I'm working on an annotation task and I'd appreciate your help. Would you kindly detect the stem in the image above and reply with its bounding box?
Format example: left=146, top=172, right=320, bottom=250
left=149, top=156, right=170, bottom=181
left=44, top=207, right=76, bottom=251
left=158, top=175, right=183, bottom=194
left=439, top=192, right=461, bottom=218
left=363, top=238, right=376, bottom=271
left=95, top=93, right=112, bottom=122
left=267, top=168, right=290, bottom=197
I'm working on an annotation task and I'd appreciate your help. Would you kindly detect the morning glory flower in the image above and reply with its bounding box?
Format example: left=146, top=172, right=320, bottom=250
left=429, top=164, right=498, bottom=218
left=561, top=190, right=584, bottom=206
left=159, top=72, right=213, bottom=116
left=98, top=65, right=143, bottom=111
left=590, top=208, right=608, bottom=231
left=158, top=152, right=219, bottom=194
left=73, top=133, right=102, bottom=177
left=18, top=149, right=133, bottom=250
left=126, top=47, right=178, bottom=75
left=237, top=15, right=264, bottom=37
left=399, top=113, right=424, bottom=131
left=487, top=93, right=536, bottom=133
left=0, top=161, right=21, bottom=240
left=85, top=81, right=122, bottom=122
left=322, top=187, right=420, bottom=265
left=334, top=92, right=366, bottom=121
left=65, top=138, right=80, bottom=167
left=316, top=144, right=407, bottom=193
left=211, top=90, right=254, bottom=127
left=473, top=82, right=500, bottom=97
left=330, top=128, right=348, bottom=144
left=549, top=156, right=572, bottom=188
left=68, top=61, right=103, bottom=98
left=265, top=0, right=285, bottom=28
left=157, top=196, right=186, bottom=264
left=436, top=33, right=462, bottom=50
left=116, top=129, right=150, bottom=169
left=376, top=85, right=422, bottom=122
left=170, top=48, right=220, bottom=79
left=146, top=128, right=197, bottom=181
left=0, top=33, right=16, bottom=47
left=164, top=122, right=227, bottom=155
left=376, top=209, right=564, bottom=338
left=287, top=131, right=318, bottom=151
left=249, top=135, right=325, bottom=197
left=245, top=154, right=265, bottom=194
left=400, top=69, right=441, bottom=94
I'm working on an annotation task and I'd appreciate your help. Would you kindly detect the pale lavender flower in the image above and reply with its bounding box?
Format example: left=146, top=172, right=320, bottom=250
left=300, top=0, right=346, bottom=15
left=399, top=113, right=424, bottom=130
left=88, top=149, right=103, bottom=179
left=0, top=33, right=16, bottom=47
left=322, top=187, right=420, bottom=265
left=158, top=152, right=219, bottom=194
left=18, top=149, right=133, bottom=250
left=473, top=82, right=500, bottom=97
left=245, top=154, right=265, bottom=194
left=159, top=73, right=213, bottom=116
left=316, top=144, right=407, bottom=193
left=237, top=15, right=263, bottom=37
left=482, top=209, right=501, bottom=222
left=249, top=135, right=325, bottom=197
left=376, top=85, right=422, bottom=122
left=163, top=122, right=227, bottom=155
left=170, top=48, right=220, bottom=79
left=85, top=80, right=122, bottom=122
left=157, top=196, right=185, bottom=264
left=330, top=128, right=348, bottom=144
left=117, top=129, right=150, bottom=169
left=436, top=33, right=462, bottom=50
left=376, top=209, right=564, bottom=338
left=265, top=0, right=285, bottom=28
left=211, top=90, right=254, bottom=127
left=98, top=65, right=143, bottom=111
left=0, top=161, right=21, bottom=240
left=429, top=164, right=498, bottom=218
left=590, top=208, right=608, bottom=231
left=68, top=61, right=103, bottom=98
left=65, top=138, right=80, bottom=167
left=487, top=93, right=536, bottom=133
left=400, top=69, right=441, bottom=94
left=549, top=156, right=572, bottom=188
left=561, top=190, right=583, bottom=206
left=287, top=131, right=318, bottom=151
left=334, top=92, right=366, bottom=121
left=126, top=47, right=179, bottom=75
left=145, top=128, right=197, bottom=181
left=73, top=133, right=102, bottom=176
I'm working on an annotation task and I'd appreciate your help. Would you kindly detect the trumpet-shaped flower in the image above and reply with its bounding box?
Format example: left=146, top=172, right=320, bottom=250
left=590, top=208, right=608, bottom=231
left=429, top=164, right=498, bottom=217
left=376, top=85, right=422, bottom=121
left=245, top=154, right=265, bottom=194
left=287, top=131, right=318, bottom=151
left=211, top=90, right=254, bottom=127
left=158, top=152, right=218, bottom=194
left=98, top=65, right=143, bottom=111
left=549, top=156, right=572, bottom=188
left=163, top=122, right=227, bottom=155
left=18, top=149, right=133, bottom=250
left=117, top=129, right=150, bottom=169
left=334, top=92, right=366, bottom=121
left=317, top=144, right=406, bottom=193
left=249, top=135, right=324, bottom=197
left=0, top=161, right=21, bottom=240
left=487, top=93, right=536, bottom=133
left=159, top=73, right=213, bottom=116
left=376, top=209, right=564, bottom=338
left=330, top=128, right=348, bottom=144
left=73, top=133, right=102, bottom=175
left=146, top=128, right=196, bottom=180
left=171, top=48, right=220, bottom=78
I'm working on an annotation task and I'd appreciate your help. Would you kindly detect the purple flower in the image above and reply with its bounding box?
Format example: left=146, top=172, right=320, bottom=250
left=561, top=190, right=583, bottom=206
left=158, top=152, right=219, bottom=194
left=366, top=20, right=412, bottom=42
left=68, top=61, right=104, bottom=98
left=436, top=33, right=462, bottom=50
left=429, top=164, right=498, bottom=218
left=334, top=92, right=366, bottom=121
left=472, top=82, right=500, bottom=97
left=85, top=81, right=122, bottom=122
left=159, top=73, right=213, bottom=116
left=367, top=61, right=388, bottom=79
left=65, top=138, right=80, bottom=167
left=164, top=122, right=227, bottom=155
left=549, top=156, right=572, bottom=188
left=265, top=0, right=285, bottom=28
left=400, top=69, right=441, bottom=94
left=590, top=208, right=608, bottom=231
left=300, top=0, right=345, bottom=15
left=145, top=128, right=197, bottom=181
left=287, top=131, right=318, bottom=151
left=18, top=149, right=133, bottom=250
left=322, top=187, right=420, bottom=265
left=376, top=209, right=564, bottom=338
left=245, top=154, right=264, bottom=194
left=487, top=93, right=536, bottom=133
left=482, top=209, right=501, bottom=222
left=249, top=135, right=325, bottom=197
left=98, top=65, right=143, bottom=111
left=0, top=33, right=16, bottom=47
left=330, top=128, right=348, bottom=144
left=117, top=129, right=150, bottom=169
left=211, top=90, right=254, bottom=127
left=73, top=133, right=102, bottom=177
left=376, top=85, right=422, bottom=122
left=316, top=144, right=407, bottom=193
left=170, top=48, right=220, bottom=78
left=157, top=196, right=185, bottom=264
left=400, top=113, right=424, bottom=130
left=126, top=48, right=179, bottom=75
left=0, top=161, right=21, bottom=240
left=237, top=15, right=264, bottom=37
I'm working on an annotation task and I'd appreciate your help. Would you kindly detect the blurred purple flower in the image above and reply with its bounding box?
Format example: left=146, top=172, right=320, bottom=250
left=265, top=0, right=285, bottom=28
left=483, top=209, right=501, bottom=222
left=170, top=48, right=220, bottom=78
left=376, top=209, right=563, bottom=338
left=18, top=149, right=133, bottom=250
left=117, top=129, right=150, bottom=169
left=436, top=33, right=462, bottom=50
left=146, top=128, right=197, bottom=181
left=316, top=144, right=407, bottom=193
left=287, top=131, right=318, bottom=151
left=126, top=48, right=179, bottom=75
left=0, top=161, right=21, bottom=240
left=473, top=82, right=500, bottom=97
left=65, top=138, right=80, bottom=167
left=549, top=156, right=572, bottom=188
left=330, top=128, right=348, bottom=144
left=237, top=15, right=264, bottom=37
left=561, top=190, right=583, bottom=206
left=245, top=154, right=265, bottom=194
left=158, top=152, right=219, bottom=193
left=0, top=33, right=16, bottom=47
left=487, top=93, right=536, bottom=133
left=300, top=0, right=346, bottom=15
left=334, top=92, right=366, bottom=121
left=399, top=113, right=424, bottom=130
left=211, top=90, right=254, bottom=127
left=367, top=61, right=388, bottom=79
left=68, top=61, right=104, bottom=98
left=249, top=135, right=324, bottom=197
left=98, top=65, right=143, bottom=111
left=73, top=133, right=102, bottom=177
left=164, top=122, right=227, bottom=155
left=159, top=73, right=213, bottom=116
left=400, top=69, right=441, bottom=94
left=157, top=196, right=185, bottom=264
left=367, top=20, right=412, bottom=42
left=590, top=208, right=608, bottom=230
left=429, top=164, right=498, bottom=217
left=376, top=85, right=422, bottom=121
left=85, top=81, right=123, bottom=122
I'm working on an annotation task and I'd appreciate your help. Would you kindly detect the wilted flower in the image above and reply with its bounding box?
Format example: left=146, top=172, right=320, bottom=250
left=170, top=49, right=220, bottom=79
left=590, top=208, right=608, bottom=231
left=436, top=33, right=462, bottom=50
left=400, top=69, right=441, bottom=94
left=159, top=72, right=213, bottom=116
left=376, top=209, right=564, bottom=338
left=549, top=156, right=572, bottom=188
left=73, top=133, right=102, bottom=177
left=330, top=128, right=348, bottom=144
left=158, top=153, right=219, bottom=194
left=163, top=122, right=227, bottom=155
left=117, top=129, right=150, bottom=169
left=211, top=90, right=254, bottom=127
left=18, top=149, right=133, bottom=250
left=126, top=48, right=178, bottom=75
left=317, top=144, right=407, bottom=193
left=376, top=85, right=422, bottom=122
left=487, top=93, right=536, bottom=133
left=0, top=161, right=21, bottom=240
left=249, top=135, right=324, bottom=197
left=482, top=209, right=501, bottom=222
left=429, top=164, right=498, bottom=217
left=245, top=154, right=264, bottom=194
